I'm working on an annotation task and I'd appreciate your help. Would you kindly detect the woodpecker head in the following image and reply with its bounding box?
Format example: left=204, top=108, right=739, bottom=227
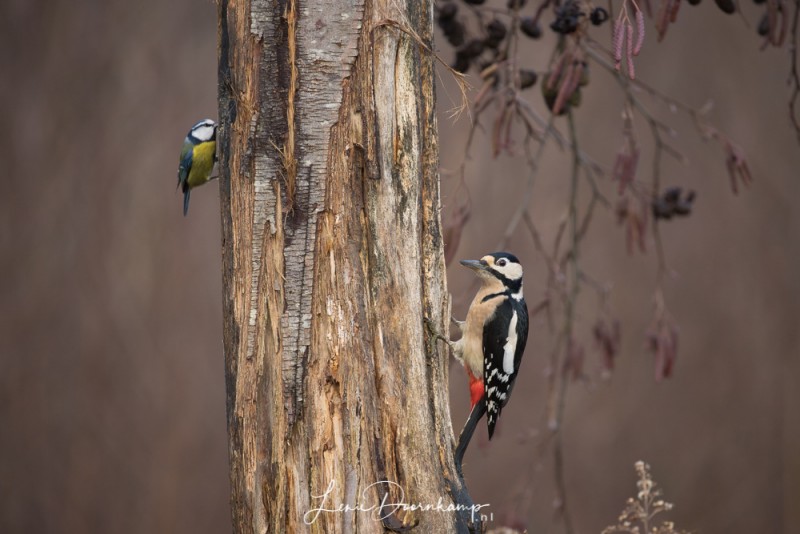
left=460, top=252, right=523, bottom=293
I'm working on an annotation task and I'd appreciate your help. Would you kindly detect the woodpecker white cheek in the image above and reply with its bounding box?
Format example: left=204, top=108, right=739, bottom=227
left=499, top=262, right=523, bottom=280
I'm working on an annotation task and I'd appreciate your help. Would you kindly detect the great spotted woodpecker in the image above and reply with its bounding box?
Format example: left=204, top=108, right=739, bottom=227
left=426, top=252, right=530, bottom=478
left=453, top=252, right=529, bottom=439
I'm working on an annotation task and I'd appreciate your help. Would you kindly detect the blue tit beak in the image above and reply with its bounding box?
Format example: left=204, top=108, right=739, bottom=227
left=459, top=259, right=488, bottom=271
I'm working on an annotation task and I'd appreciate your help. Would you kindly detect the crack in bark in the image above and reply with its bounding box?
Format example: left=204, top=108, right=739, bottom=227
left=257, top=0, right=308, bottom=429
left=281, top=162, right=316, bottom=425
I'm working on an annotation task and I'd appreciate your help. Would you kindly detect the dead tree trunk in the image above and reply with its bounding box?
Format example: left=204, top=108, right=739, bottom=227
left=217, top=1, right=473, bottom=531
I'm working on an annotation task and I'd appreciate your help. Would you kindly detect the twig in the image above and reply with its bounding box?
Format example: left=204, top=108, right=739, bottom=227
left=496, top=115, right=556, bottom=250
left=523, top=211, right=560, bottom=289
left=552, top=110, right=582, bottom=534
left=495, top=106, right=608, bottom=255
left=790, top=0, right=800, bottom=143
left=585, top=38, right=708, bottom=121
left=649, top=117, right=667, bottom=284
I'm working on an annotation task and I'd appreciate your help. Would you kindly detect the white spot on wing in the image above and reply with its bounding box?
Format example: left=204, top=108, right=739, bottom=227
left=503, top=311, right=518, bottom=375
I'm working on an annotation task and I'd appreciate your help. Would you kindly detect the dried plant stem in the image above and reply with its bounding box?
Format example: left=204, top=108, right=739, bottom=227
left=602, top=461, right=689, bottom=534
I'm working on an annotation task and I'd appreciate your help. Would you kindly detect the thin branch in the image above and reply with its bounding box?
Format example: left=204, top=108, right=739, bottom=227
left=649, top=120, right=667, bottom=284
left=585, top=39, right=710, bottom=125
left=552, top=110, right=582, bottom=534
left=494, top=107, right=608, bottom=255
left=496, top=115, right=556, bottom=250
left=523, top=211, right=560, bottom=285
left=790, top=0, right=800, bottom=143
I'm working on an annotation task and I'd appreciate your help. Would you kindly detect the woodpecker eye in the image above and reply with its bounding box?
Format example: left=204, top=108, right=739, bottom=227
left=497, top=258, right=508, bottom=267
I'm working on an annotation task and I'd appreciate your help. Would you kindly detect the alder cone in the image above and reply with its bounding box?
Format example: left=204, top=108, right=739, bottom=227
left=519, top=69, right=538, bottom=89
left=714, top=0, right=736, bottom=14
left=757, top=13, right=769, bottom=36
left=520, top=17, right=542, bottom=39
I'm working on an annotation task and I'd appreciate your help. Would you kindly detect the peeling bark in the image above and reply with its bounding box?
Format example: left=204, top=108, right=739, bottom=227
left=218, top=0, right=472, bottom=532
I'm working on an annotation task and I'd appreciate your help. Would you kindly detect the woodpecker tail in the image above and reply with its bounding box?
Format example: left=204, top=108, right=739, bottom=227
left=454, top=397, right=487, bottom=480
left=183, top=189, right=191, bottom=216
left=486, top=400, right=500, bottom=440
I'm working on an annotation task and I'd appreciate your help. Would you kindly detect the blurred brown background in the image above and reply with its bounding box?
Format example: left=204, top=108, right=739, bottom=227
left=0, top=0, right=797, bottom=533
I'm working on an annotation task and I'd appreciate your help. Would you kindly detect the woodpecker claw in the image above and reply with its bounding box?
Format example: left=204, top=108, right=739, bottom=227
left=424, top=317, right=456, bottom=350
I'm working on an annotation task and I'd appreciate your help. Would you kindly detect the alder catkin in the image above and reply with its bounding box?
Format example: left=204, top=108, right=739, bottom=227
left=613, top=21, right=626, bottom=69
left=626, top=20, right=635, bottom=78
left=633, top=10, right=645, bottom=56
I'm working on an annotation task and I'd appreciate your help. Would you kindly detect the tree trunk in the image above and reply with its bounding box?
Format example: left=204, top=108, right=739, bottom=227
left=217, top=1, right=472, bottom=532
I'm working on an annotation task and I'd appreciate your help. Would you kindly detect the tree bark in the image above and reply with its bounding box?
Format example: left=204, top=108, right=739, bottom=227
left=217, top=1, right=471, bottom=532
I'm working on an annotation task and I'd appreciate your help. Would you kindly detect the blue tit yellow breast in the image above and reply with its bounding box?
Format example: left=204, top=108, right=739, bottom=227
left=187, top=140, right=216, bottom=189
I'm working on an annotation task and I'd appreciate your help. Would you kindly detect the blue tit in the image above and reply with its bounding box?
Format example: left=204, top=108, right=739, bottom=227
left=177, top=119, right=217, bottom=216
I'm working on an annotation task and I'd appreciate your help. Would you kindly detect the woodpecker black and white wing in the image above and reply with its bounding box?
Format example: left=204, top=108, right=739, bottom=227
left=482, top=297, right=529, bottom=439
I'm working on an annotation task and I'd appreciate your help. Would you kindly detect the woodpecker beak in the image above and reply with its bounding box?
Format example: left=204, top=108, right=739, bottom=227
left=459, top=259, right=488, bottom=271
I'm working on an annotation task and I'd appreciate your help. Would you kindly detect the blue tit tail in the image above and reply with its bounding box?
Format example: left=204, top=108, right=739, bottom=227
left=183, top=188, right=191, bottom=216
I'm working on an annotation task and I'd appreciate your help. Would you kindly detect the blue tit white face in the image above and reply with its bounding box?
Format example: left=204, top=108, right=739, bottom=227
left=188, top=119, right=217, bottom=144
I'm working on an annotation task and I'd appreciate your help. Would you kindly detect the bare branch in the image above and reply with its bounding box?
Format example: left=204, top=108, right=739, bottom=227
left=789, top=0, right=800, bottom=143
